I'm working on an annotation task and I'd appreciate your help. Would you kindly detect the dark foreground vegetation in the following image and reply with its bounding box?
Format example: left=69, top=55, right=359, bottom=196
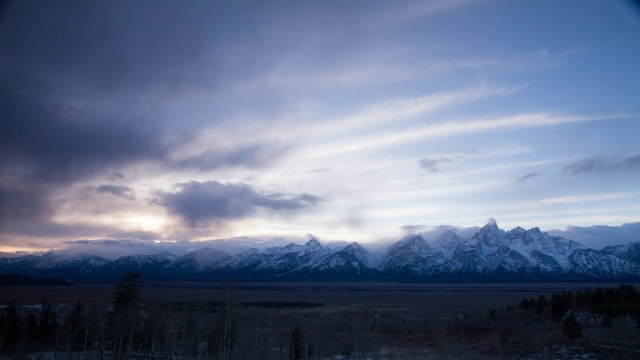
left=1, top=272, right=639, bottom=359
left=0, top=274, right=71, bottom=287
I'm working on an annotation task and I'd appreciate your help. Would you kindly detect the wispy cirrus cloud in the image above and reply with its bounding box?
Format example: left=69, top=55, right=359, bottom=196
left=309, top=112, right=637, bottom=157
left=537, top=192, right=639, bottom=205
left=370, top=0, right=487, bottom=26
left=313, top=84, right=524, bottom=137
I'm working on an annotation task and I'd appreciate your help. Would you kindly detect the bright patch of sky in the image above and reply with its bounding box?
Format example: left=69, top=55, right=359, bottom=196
left=0, top=0, right=639, bottom=254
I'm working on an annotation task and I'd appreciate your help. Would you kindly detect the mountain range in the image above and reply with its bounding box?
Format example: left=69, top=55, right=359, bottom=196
left=2, top=221, right=639, bottom=282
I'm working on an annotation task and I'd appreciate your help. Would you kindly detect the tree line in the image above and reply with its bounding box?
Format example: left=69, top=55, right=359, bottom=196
left=0, top=271, right=245, bottom=359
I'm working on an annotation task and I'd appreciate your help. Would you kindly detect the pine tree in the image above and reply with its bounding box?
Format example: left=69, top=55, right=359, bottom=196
left=535, top=295, right=548, bottom=315
left=289, top=326, right=304, bottom=360
left=563, top=313, right=582, bottom=340
left=110, top=271, right=143, bottom=359
left=111, top=271, right=142, bottom=314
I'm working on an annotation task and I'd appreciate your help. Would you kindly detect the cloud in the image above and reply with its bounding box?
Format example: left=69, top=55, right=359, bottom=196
left=563, top=154, right=640, bottom=175
left=62, top=238, right=188, bottom=260
left=548, top=222, right=640, bottom=249
left=307, top=168, right=331, bottom=173
left=516, top=172, right=540, bottom=182
left=106, top=172, right=126, bottom=181
left=0, top=71, right=167, bottom=224
left=157, top=181, right=321, bottom=227
left=400, top=224, right=427, bottom=234
left=417, top=157, right=452, bottom=172
left=402, top=224, right=481, bottom=242
left=170, top=144, right=287, bottom=171
left=311, top=112, right=635, bottom=157
left=371, top=0, right=483, bottom=26
left=96, top=185, right=135, bottom=200
left=61, top=235, right=315, bottom=259
left=537, top=192, right=636, bottom=205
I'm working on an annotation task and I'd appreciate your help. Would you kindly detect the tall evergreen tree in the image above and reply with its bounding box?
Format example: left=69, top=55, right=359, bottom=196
left=110, top=271, right=143, bottom=359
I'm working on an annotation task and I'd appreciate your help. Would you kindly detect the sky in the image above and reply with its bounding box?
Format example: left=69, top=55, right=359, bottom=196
left=1, top=0, right=639, bottom=257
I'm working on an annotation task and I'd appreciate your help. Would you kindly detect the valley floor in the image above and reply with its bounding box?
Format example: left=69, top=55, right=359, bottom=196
left=1, top=282, right=639, bottom=359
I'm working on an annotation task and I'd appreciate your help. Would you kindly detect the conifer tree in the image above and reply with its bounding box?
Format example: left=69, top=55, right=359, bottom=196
left=110, top=271, right=143, bottom=359
left=563, top=313, right=582, bottom=340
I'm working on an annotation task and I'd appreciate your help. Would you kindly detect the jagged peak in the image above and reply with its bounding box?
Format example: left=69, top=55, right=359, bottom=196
left=480, top=218, right=500, bottom=231
left=527, top=226, right=543, bottom=234
left=403, top=234, right=426, bottom=243
left=346, top=241, right=363, bottom=247
left=305, top=238, right=323, bottom=251
left=342, top=242, right=366, bottom=252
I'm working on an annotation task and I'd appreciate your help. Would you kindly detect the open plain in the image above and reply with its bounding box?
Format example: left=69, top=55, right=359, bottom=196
left=2, top=281, right=633, bottom=315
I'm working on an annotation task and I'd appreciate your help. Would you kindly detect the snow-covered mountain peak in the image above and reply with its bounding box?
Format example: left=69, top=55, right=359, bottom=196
left=471, top=221, right=508, bottom=251
left=506, top=226, right=526, bottom=239
left=305, top=238, right=323, bottom=251
left=342, top=242, right=371, bottom=267
left=385, top=234, right=432, bottom=256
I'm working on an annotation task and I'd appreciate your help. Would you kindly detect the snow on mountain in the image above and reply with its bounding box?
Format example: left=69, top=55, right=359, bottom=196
left=251, top=239, right=331, bottom=273
left=442, top=239, right=486, bottom=273
left=100, top=251, right=179, bottom=275
left=430, top=230, right=464, bottom=257
left=0, top=251, right=110, bottom=276
left=505, top=227, right=585, bottom=271
left=469, top=220, right=510, bottom=254
left=341, top=242, right=372, bottom=267
left=380, top=235, right=445, bottom=276
left=381, top=220, right=640, bottom=280
left=165, top=248, right=231, bottom=272
left=568, top=242, right=640, bottom=279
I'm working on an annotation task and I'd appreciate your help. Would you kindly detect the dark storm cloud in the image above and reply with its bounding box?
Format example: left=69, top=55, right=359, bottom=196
left=0, top=1, right=302, bottom=230
left=417, top=157, right=452, bottom=172
left=563, top=154, right=640, bottom=175
left=157, top=181, right=322, bottom=227
left=0, top=71, right=166, bottom=223
left=516, top=172, right=540, bottom=182
left=96, top=185, right=135, bottom=200
left=0, top=1, right=225, bottom=96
